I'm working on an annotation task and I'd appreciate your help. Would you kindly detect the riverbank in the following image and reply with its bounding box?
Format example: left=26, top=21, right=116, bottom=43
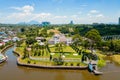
left=1, top=44, right=14, bottom=53
left=13, top=48, right=88, bottom=70
left=112, top=55, right=120, bottom=64
left=0, top=54, right=7, bottom=64
left=0, top=44, right=14, bottom=64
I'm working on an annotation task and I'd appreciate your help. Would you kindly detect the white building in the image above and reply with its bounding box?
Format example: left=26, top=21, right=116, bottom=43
left=12, top=37, right=20, bottom=42
left=48, top=34, right=72, bottom=45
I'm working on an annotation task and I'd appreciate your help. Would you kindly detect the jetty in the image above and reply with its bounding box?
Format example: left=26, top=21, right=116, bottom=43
left=87, top=61, right=103, bottom=75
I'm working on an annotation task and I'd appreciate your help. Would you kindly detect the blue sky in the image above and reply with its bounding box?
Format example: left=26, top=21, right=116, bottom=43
left=0, top=0, right=120, bottom=24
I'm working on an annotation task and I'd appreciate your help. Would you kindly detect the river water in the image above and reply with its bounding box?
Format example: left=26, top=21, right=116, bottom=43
left=0, top=47, right=120, bottom=80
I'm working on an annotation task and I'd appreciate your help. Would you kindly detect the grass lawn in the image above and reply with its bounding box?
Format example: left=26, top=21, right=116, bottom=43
left=15, top=47, right=24, bottom=56
left=19, top=58, right=53, bottom=66
left=112, top=55, right=120, bottom=64
left=50, top=46, right=76, bottom=53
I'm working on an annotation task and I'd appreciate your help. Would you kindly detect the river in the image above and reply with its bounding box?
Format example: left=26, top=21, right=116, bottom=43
left=0, top=47, right=120, bottom=80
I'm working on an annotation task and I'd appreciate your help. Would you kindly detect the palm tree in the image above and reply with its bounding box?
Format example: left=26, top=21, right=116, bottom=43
left=55, top=42, right=66, bottom=56
left=54, top=42, right=66, bottom=65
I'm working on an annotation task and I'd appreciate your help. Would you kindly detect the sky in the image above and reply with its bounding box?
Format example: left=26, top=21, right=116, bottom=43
left=0, top=0, right=120, bottom=24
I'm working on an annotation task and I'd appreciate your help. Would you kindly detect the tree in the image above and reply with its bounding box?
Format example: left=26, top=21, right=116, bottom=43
left=109, top=40, right=120, bottom=53
left=85, top=29, right=102, bottom=53
left=40, top=28, right=48, bottom=37
left=48, top=32, right=54, bottom=37
left=55, top=42, right=66, bottom=56
left=16, top=40, right=23, bottom=47
left=26, top=37, right=37, bottom=46
left=72, top=34, right=82, bottom=47
left=82, top=39, right=90, bottom=51
left=22, top=47, right=29, bottom=59
left=20, top=28, right=25, bottom=32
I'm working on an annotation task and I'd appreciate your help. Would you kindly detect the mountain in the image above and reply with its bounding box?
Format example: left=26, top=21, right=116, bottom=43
left=108, top=22, right=117, bottom=24
left=18, top=20, right=40, bottom=25
left=27, top=20, right=40, bottom=24
left=17, top=22, right=26, bottom=25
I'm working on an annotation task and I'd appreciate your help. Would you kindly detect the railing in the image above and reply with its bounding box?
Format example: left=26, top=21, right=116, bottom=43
left=102, top=35, right=120, bottom=40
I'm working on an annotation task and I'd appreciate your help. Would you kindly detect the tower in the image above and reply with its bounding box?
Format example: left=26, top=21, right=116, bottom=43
left=69, top=20, right=73, bottom=25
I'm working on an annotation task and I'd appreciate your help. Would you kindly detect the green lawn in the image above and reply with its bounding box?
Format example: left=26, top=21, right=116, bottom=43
left=50, top=46, right=76, bottom=53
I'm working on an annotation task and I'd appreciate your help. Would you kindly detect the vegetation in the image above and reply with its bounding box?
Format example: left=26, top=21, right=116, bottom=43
left=4, top=23, right=119, bottom=68
left=112, top=55, right=120, bottom=64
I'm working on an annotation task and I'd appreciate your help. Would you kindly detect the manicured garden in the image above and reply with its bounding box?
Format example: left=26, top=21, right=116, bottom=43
left=15, top=42, right=88, bottom=67
left=15, top=40, right=107, bottom=68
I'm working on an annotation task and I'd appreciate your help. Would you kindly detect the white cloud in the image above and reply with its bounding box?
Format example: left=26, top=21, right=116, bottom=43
left=0, top=5, right=111, bottom=24
left=85, top=10, right=105, bottom=23
left=87, top=10, right=104, bottom=18
left=54, top=16, right=67, bottom=19
left=35, top=13, right=51, bottom=18
left=90, top=10, right=99, bottom=14
left=4, top=5, right=52, bottom=23
left=11, top=5, right=34, bottom=13
left=78, top=11, right=82, bottom=15
left=71, top=15, right=78, bottom=18
left=3, top=5, right=69, bottom=24
left=96, top=14, right=104, bottom=18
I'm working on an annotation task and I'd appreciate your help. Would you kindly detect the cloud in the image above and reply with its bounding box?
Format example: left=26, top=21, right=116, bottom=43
left=11, top=5, right=34, bottom=13
left=3, top=5, right=52, bottom=23
left=87, top=10, right=104, bottom=18
left=78, top=11, right=82, bottom=14
left=96, top=14, right=104, bottom=18
left=71, top=15, right=78, bottom=18
left=35, top=13, right=51, bottom=18
left=0, top=5, right=107, bottom=24
left=4, top=5, right=69, bottom=24
left=85, top=9, right=105, bottom=23
left=90, top=10, right=99, bottom=14
left=54, top=16, right=67, bottom=19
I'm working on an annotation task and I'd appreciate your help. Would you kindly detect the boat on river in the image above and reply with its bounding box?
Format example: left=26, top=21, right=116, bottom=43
left=93, top=70, right=103, bottom=75
left=88, top=62, right=103, bottom=75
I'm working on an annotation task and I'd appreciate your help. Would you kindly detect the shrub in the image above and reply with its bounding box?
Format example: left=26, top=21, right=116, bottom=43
left=71, top=63, right=73, bottom=66
left=77, top=63, right=80, bottom=66
left=65, top=63, right=68, bottom=66
left=27, top=61, right=31, bottom=64
left=97, top=59, right=106, bottom=68
left=34, top=62, right=36, bottom=64
left=53, top=58, right=64, bottom=65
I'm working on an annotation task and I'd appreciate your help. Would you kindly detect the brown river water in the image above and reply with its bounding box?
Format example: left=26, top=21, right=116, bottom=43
left=0, top=47, right=120, bottom=80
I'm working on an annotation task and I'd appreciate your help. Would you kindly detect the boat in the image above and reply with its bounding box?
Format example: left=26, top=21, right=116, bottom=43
left=88, top=62, right=103, bottom=75
left=93, top=70, right=103, bottom=75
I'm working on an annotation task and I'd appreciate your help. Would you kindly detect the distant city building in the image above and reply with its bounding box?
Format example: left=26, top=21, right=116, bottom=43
left=69, top=20, right=74, bottom=25
left=42, top=21, right=50, bottom=26
left=119, top=17, right=120, bottom=25
left=92, top=23, right=99, bottom=26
